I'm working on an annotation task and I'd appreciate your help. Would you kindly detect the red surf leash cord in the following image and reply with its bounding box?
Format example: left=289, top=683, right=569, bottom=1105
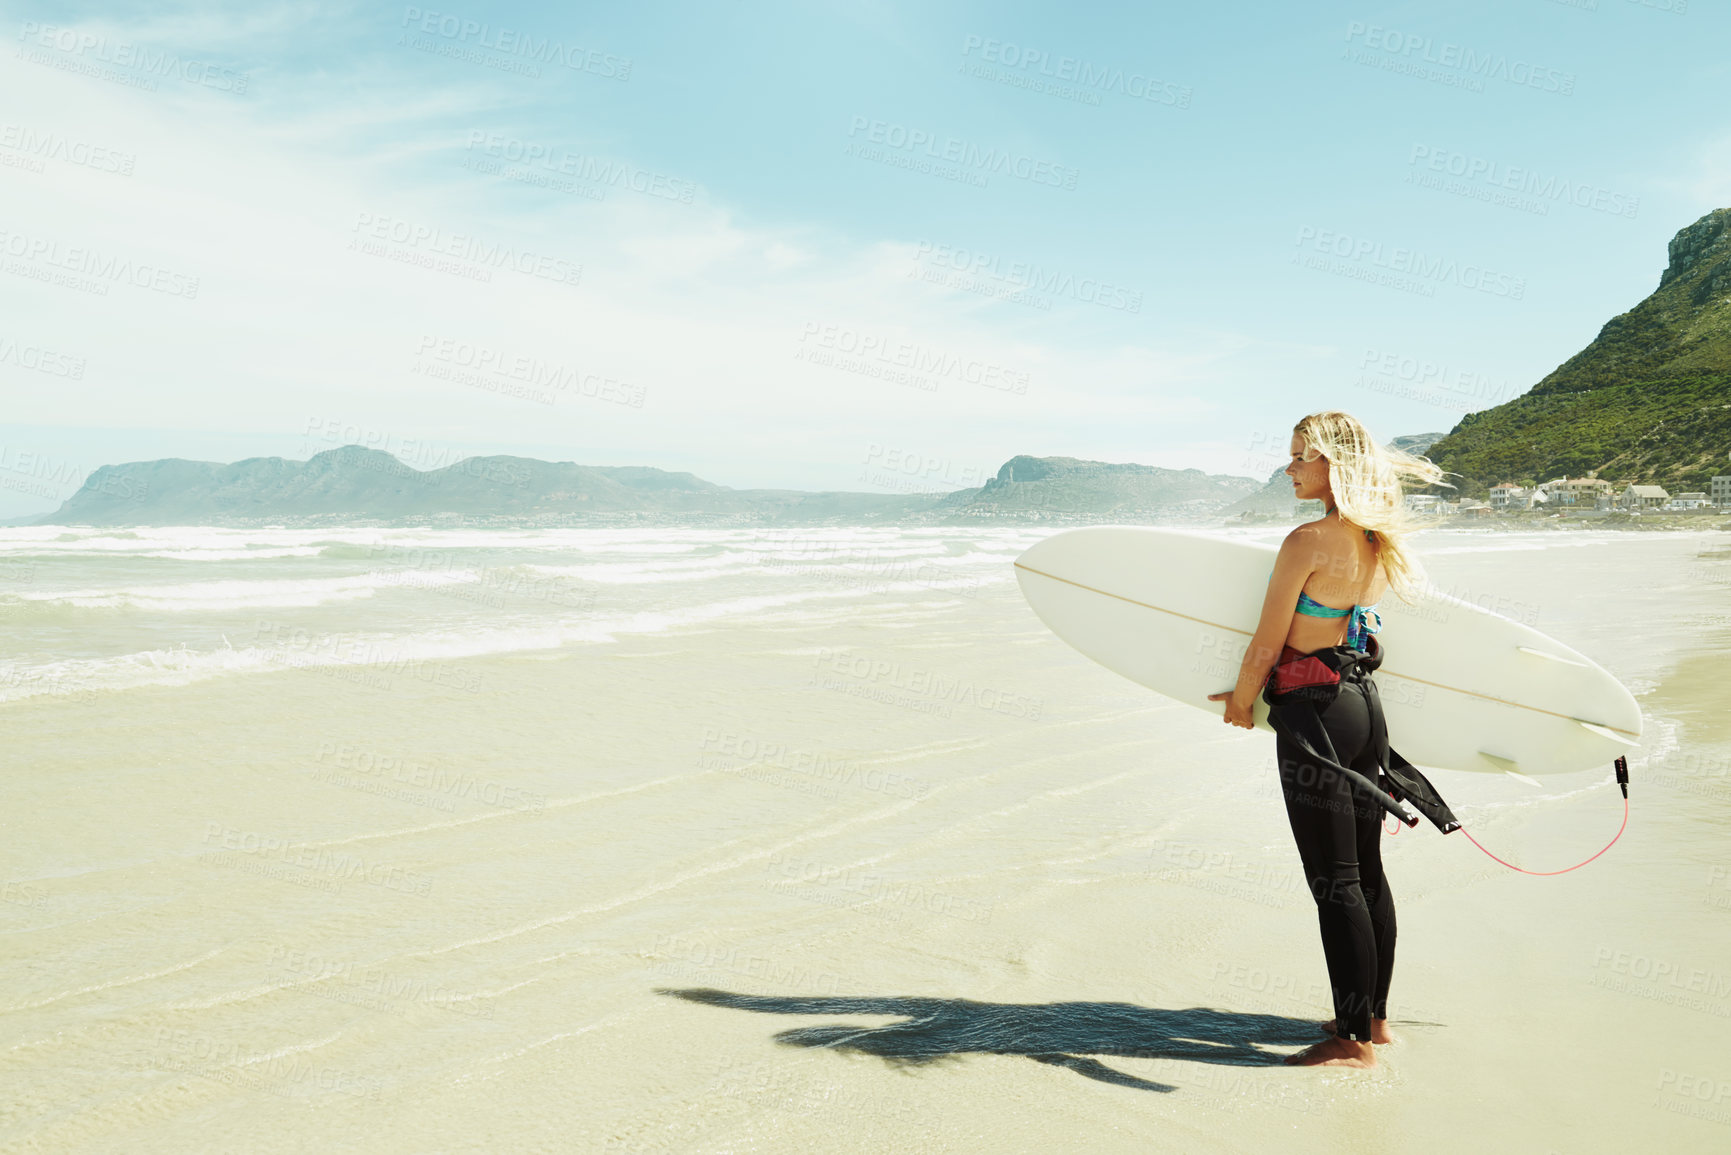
left=1383, top=755, right=1631, bottom=876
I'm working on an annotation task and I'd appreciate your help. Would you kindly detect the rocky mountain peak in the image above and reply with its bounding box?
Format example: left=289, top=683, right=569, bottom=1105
left=1660, top=206, right=1731, bottom=291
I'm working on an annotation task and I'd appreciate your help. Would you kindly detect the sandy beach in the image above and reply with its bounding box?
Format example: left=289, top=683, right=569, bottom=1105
left=3, top=525, right=1730, bottom=1153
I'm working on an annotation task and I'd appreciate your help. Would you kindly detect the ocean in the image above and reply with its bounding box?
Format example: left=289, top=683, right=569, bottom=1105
left=0, top=525, right=1037, bottom=704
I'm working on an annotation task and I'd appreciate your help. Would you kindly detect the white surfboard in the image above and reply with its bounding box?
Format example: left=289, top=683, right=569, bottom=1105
left=1014, top=526, right=1641, bottom=776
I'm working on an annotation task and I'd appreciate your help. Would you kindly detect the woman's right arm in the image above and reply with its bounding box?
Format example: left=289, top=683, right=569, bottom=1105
left=1210, top=527, right=1317, bottom=727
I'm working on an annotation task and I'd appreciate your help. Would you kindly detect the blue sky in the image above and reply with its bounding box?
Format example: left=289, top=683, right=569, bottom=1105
left=2, top=0, right=1726, bottom=515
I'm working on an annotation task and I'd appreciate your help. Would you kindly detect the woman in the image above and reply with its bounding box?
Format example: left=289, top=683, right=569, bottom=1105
left=1207, top=411, right=1451, bottom=1069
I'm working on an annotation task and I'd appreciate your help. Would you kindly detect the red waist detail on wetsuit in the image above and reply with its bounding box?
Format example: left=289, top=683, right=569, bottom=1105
left=1266, top=645, right=1342, bottom=695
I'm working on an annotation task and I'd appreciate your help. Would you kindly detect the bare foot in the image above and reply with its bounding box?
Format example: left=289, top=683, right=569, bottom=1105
left=1284, top=1034, right=1375, bottom=1068
left=1317, top=1018, right=1397, bottom=1045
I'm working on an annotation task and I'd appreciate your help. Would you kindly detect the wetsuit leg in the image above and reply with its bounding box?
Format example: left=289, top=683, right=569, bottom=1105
left=1275, top=682, right=1395, bottom=1041
left=1353, top=726, right=1397, bottom=1024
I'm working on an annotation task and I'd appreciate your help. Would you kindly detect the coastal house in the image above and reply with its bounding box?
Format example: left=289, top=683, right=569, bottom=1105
left=1487, top=482, right=1534, bottom=510
left=1404, top=494, right=1442, bottom=514
left=1666, top=493, right=1710, bottom=510
left=1618, top=484, right=1670, bottom=510
left=1490, top=483, right=1550, bottom=511
left=1457, top=501, right=1494, bottom=517
left=1544, top=477, right=1614, bottom=507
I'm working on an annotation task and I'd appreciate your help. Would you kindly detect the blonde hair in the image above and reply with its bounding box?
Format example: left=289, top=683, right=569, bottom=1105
left=1293, top=410, right=1455, bottom=602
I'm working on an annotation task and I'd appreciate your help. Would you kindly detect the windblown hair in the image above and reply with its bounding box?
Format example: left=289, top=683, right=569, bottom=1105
left=1293, top=410, right=1455, bottom=602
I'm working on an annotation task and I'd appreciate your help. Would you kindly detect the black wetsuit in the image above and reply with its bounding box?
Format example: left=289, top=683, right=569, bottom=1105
left=1263, top=637, right=1459, bottom=1044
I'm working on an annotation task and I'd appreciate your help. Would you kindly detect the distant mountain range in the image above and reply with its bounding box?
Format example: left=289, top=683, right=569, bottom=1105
left=42, top=446, right=930, bottom=526
left=35, top=444, right=1415, bottom=528
left=27, top=429, right=1472, bottom=529
left=1425, top=207, right=1731, bottom=495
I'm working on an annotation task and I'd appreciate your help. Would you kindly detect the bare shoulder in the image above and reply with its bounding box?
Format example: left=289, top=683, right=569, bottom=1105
left=1274, top=524, right=1329, bottom=579
left=1285, top=517, right=1330, bottom=541
left=1280, top=521, right=1329, bottom=552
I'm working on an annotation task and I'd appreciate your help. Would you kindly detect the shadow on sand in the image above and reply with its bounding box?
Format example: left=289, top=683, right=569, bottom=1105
left=656, top=988, right=1321, bottom=1092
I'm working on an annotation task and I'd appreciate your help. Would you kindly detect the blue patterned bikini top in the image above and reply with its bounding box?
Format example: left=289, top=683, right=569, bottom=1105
left=1295, top=589, right=1382, bottom=651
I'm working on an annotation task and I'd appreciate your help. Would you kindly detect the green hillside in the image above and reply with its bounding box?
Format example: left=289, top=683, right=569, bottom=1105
left=1424, top=207, right=1731, bottom=495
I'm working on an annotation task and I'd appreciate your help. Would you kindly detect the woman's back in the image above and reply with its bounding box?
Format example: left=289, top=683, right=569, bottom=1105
left=1286, top=514, right=1388, bottom=652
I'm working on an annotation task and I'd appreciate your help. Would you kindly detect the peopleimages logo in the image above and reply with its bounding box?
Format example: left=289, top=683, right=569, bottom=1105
left=845, top=116, right=1079, bottom=190
left=911, top=241, right=1142, bottom=313
left=398, top=7, right=631, bottom=78
left=796, top=324, right=1030, bottom=395
left=1407, top=145, right=1639, bottom=218
left=15, top=21, right=250, bottom=93
left=413, top=335, right=646, bottom=408
left=463, top=132, right=696, bottom=204
left=0, top=335, right=85, bottom=378
left=0, top=123, right=135, bottom=175
left=0, top=228, right=200, bottom=298
left=958, top=35, right=1192, bottom=108
left=1343, top=22, right=1575, bottom=95
left=1293, top=226, right=1526, bottom=300
left=350, top=213, right=582, bottom=287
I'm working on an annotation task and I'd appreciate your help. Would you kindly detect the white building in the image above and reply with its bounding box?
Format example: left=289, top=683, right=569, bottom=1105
left=1666, top=493, right=1710, bottom=510
left=1712, top=475, right=1731, bottom=508
left=1544, top=477, right=1614, bottom=507
left=1618, top=484, right=1670, bottom=510
left=1488, top=483, right=1532, bottom=510
left=1404, top=494, right=1442, bottom=514
left=1489, top=483, right=1550, bottom=511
